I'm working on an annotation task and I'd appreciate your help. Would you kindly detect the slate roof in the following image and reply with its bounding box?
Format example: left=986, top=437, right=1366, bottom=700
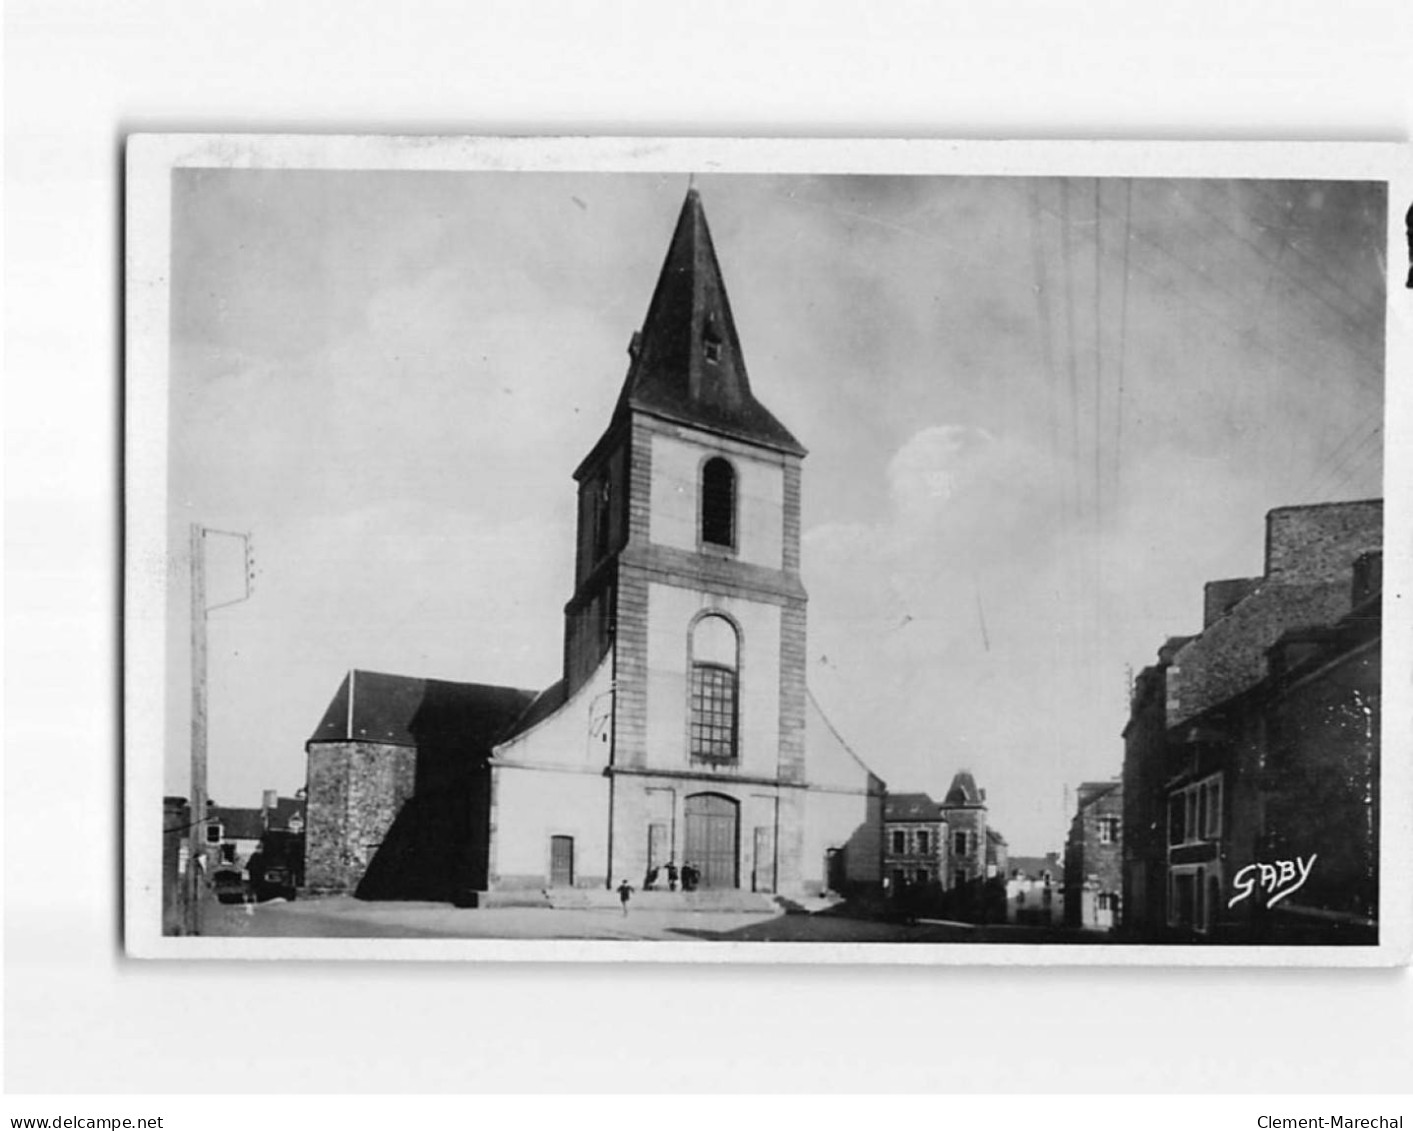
left=612, top=189, right=805, bottom=457
left=307, top=669, right=539, bottom=752
left=1075, top=781, right=1121, bottom=811
left=942, top=770, right=986, bottom=808
left=1008, top=855, right=1061, bottom=880
left=209, top=807, right=264, bottom=841
left=265, top=796, right=305, bottom=830
left=884, top=792, right=941, bottom=821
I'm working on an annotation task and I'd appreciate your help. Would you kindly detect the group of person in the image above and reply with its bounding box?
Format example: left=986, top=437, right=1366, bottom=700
left=642, top=860, right=701, bottom=892
left=616, top=860, right=708, bottom=915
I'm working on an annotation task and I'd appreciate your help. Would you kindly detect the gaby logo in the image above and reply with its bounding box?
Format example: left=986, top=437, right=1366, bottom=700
left=1227, top=854, right=1317, bottom=910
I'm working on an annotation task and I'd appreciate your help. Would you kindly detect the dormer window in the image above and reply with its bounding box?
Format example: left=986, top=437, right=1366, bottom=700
left=701, top=457, right=735, bottom=549
left=703, top=313, right=723, bottom=364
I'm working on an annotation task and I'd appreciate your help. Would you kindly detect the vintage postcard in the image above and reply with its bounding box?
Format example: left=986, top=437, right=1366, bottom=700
left=124, top=136, right=1411, bottom=964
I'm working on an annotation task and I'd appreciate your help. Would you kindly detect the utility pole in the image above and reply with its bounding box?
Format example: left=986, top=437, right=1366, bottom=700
left=187, top=524, right=207, bottom=935
left=186, top=524, right=254, bottom=935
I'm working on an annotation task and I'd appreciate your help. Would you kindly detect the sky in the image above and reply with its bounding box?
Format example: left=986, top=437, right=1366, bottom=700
left=165, top=168, right=1386, bottom=854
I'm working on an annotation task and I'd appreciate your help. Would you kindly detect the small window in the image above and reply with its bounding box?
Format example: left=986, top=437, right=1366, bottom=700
left=954, top=831, right=967, bottom=857
left=1168, top=795, right=1184, bottom=846
left=703, top=340, right=722, bottom=364
left=700, top=458, right=736, bottom=549
left=205, top=824, right=222, bottom=845
left=1205, top=778, right=1222, bottom=839
left=220, top=843, right=237, bottom=864
left=916, top=831, right=930, bottom=855
left=1098, top=817, right=1120, bottom=845
left=891, top=830, right=906, bottom=855
left=915, top=869, right=930, bottom=886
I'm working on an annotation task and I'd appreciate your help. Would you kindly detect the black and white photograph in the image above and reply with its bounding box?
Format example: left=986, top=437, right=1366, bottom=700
left=124, top=137, right=1410, bottom=962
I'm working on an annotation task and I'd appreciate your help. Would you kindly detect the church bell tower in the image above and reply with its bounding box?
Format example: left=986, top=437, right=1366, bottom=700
left=564, top=187, right=811, bottom=891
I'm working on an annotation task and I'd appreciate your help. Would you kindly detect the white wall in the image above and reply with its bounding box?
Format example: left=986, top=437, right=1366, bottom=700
left=644, top=582, right=782, bottom=775
left=492, top=652, right=615, bottom=884
left=491, top=764, right=611, bottom=886
left=495, top=652, right=615, bottom=770
left=648, top=433, right=785, bottom=569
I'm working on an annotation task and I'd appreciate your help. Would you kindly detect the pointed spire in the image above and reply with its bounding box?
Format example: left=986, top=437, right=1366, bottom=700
left=943, top=770, right=986, bottom=809
left=615, top=189, right=804, bottom=456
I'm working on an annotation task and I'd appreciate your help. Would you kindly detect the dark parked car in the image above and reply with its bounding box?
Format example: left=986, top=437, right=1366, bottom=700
left=249, top=829, right=303, bottom=901
left=212, top=866, right=249, bottom=904
left=252, top=860, right=297, bottom=901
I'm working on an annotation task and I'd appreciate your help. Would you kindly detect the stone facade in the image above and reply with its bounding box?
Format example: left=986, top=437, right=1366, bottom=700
left=882, top=792, right=947, bottom=889
left=1120, top=500, right=1382, bottom=943
left=305, top=741, right=416, bottom=894
left=1063, top=781, right=1124, bottom=930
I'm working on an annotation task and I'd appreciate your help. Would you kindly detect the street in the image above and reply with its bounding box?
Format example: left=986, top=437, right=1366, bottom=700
left=199, top=895, right=1118, bottom=944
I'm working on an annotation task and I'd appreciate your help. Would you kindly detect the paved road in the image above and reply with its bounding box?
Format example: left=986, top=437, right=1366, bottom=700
left=201, top=896, right=1115, bottom=944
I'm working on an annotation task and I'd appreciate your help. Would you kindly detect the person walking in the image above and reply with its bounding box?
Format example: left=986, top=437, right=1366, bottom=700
left=666, top=861, right=679, bottom=892
left=617, top=878, right=635, bottom=916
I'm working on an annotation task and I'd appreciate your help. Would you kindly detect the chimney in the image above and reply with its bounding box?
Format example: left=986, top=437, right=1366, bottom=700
left=262, top=789, right=278, bottom=813
left=1203, top=577, right=1260, bottom=628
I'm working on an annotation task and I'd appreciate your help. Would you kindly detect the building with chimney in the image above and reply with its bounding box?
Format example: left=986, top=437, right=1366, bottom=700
left=1063, top=781, right=1123, bottom=930
left=1120, top=500, right=1382, bottom=942
left=305, top=189, right=885, bottom=901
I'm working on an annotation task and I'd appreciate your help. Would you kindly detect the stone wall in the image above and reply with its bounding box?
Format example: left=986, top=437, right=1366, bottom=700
left=304, top=740, right=416, bottom=894
left=1265, top=500, right=1382, bottom=583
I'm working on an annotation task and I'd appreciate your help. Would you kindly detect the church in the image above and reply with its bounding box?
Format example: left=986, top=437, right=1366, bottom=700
left=304, top=188, right=886, bottom=901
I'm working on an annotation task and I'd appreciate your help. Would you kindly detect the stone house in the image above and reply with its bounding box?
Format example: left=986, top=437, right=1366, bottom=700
left=1121, top=500, right=1382, bottom=942
left=940, top=770, right=989, bottom=891
left=304, top=671, right=536, bottom=899
left=1063, top=781, right=1123, bottom=930
left=882, top=792, right=947, bottom=891
left=305, top=189, right=885, bottom=901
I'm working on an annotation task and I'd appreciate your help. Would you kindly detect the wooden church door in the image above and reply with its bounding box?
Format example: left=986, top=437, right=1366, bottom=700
left=684, top=793, right=738, bottom=889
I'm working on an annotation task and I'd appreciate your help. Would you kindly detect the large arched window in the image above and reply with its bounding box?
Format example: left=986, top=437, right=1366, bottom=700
left=690, top=614, right=739, bottom=762
left=700, top=457, right=736, bottom=549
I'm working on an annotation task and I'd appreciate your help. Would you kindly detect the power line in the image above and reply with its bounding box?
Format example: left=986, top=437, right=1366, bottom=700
left=1284, top=408, right=1383, bottom=502
left=1093, top=177, right=1104, bottom=540
left=1059, top=180, right=1083, bottom=529
left=1245, top=181, right=1385, bottom=324
left=1308, top=423, right=1383, bottom=502
left=1178, top=183, right=1382, bottom=360
left=1114, top=180, right=1133, bottom=505
left=1043, top=195, right=1382, bottom=402
left=1029, top=181, right=1061, bottom=497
